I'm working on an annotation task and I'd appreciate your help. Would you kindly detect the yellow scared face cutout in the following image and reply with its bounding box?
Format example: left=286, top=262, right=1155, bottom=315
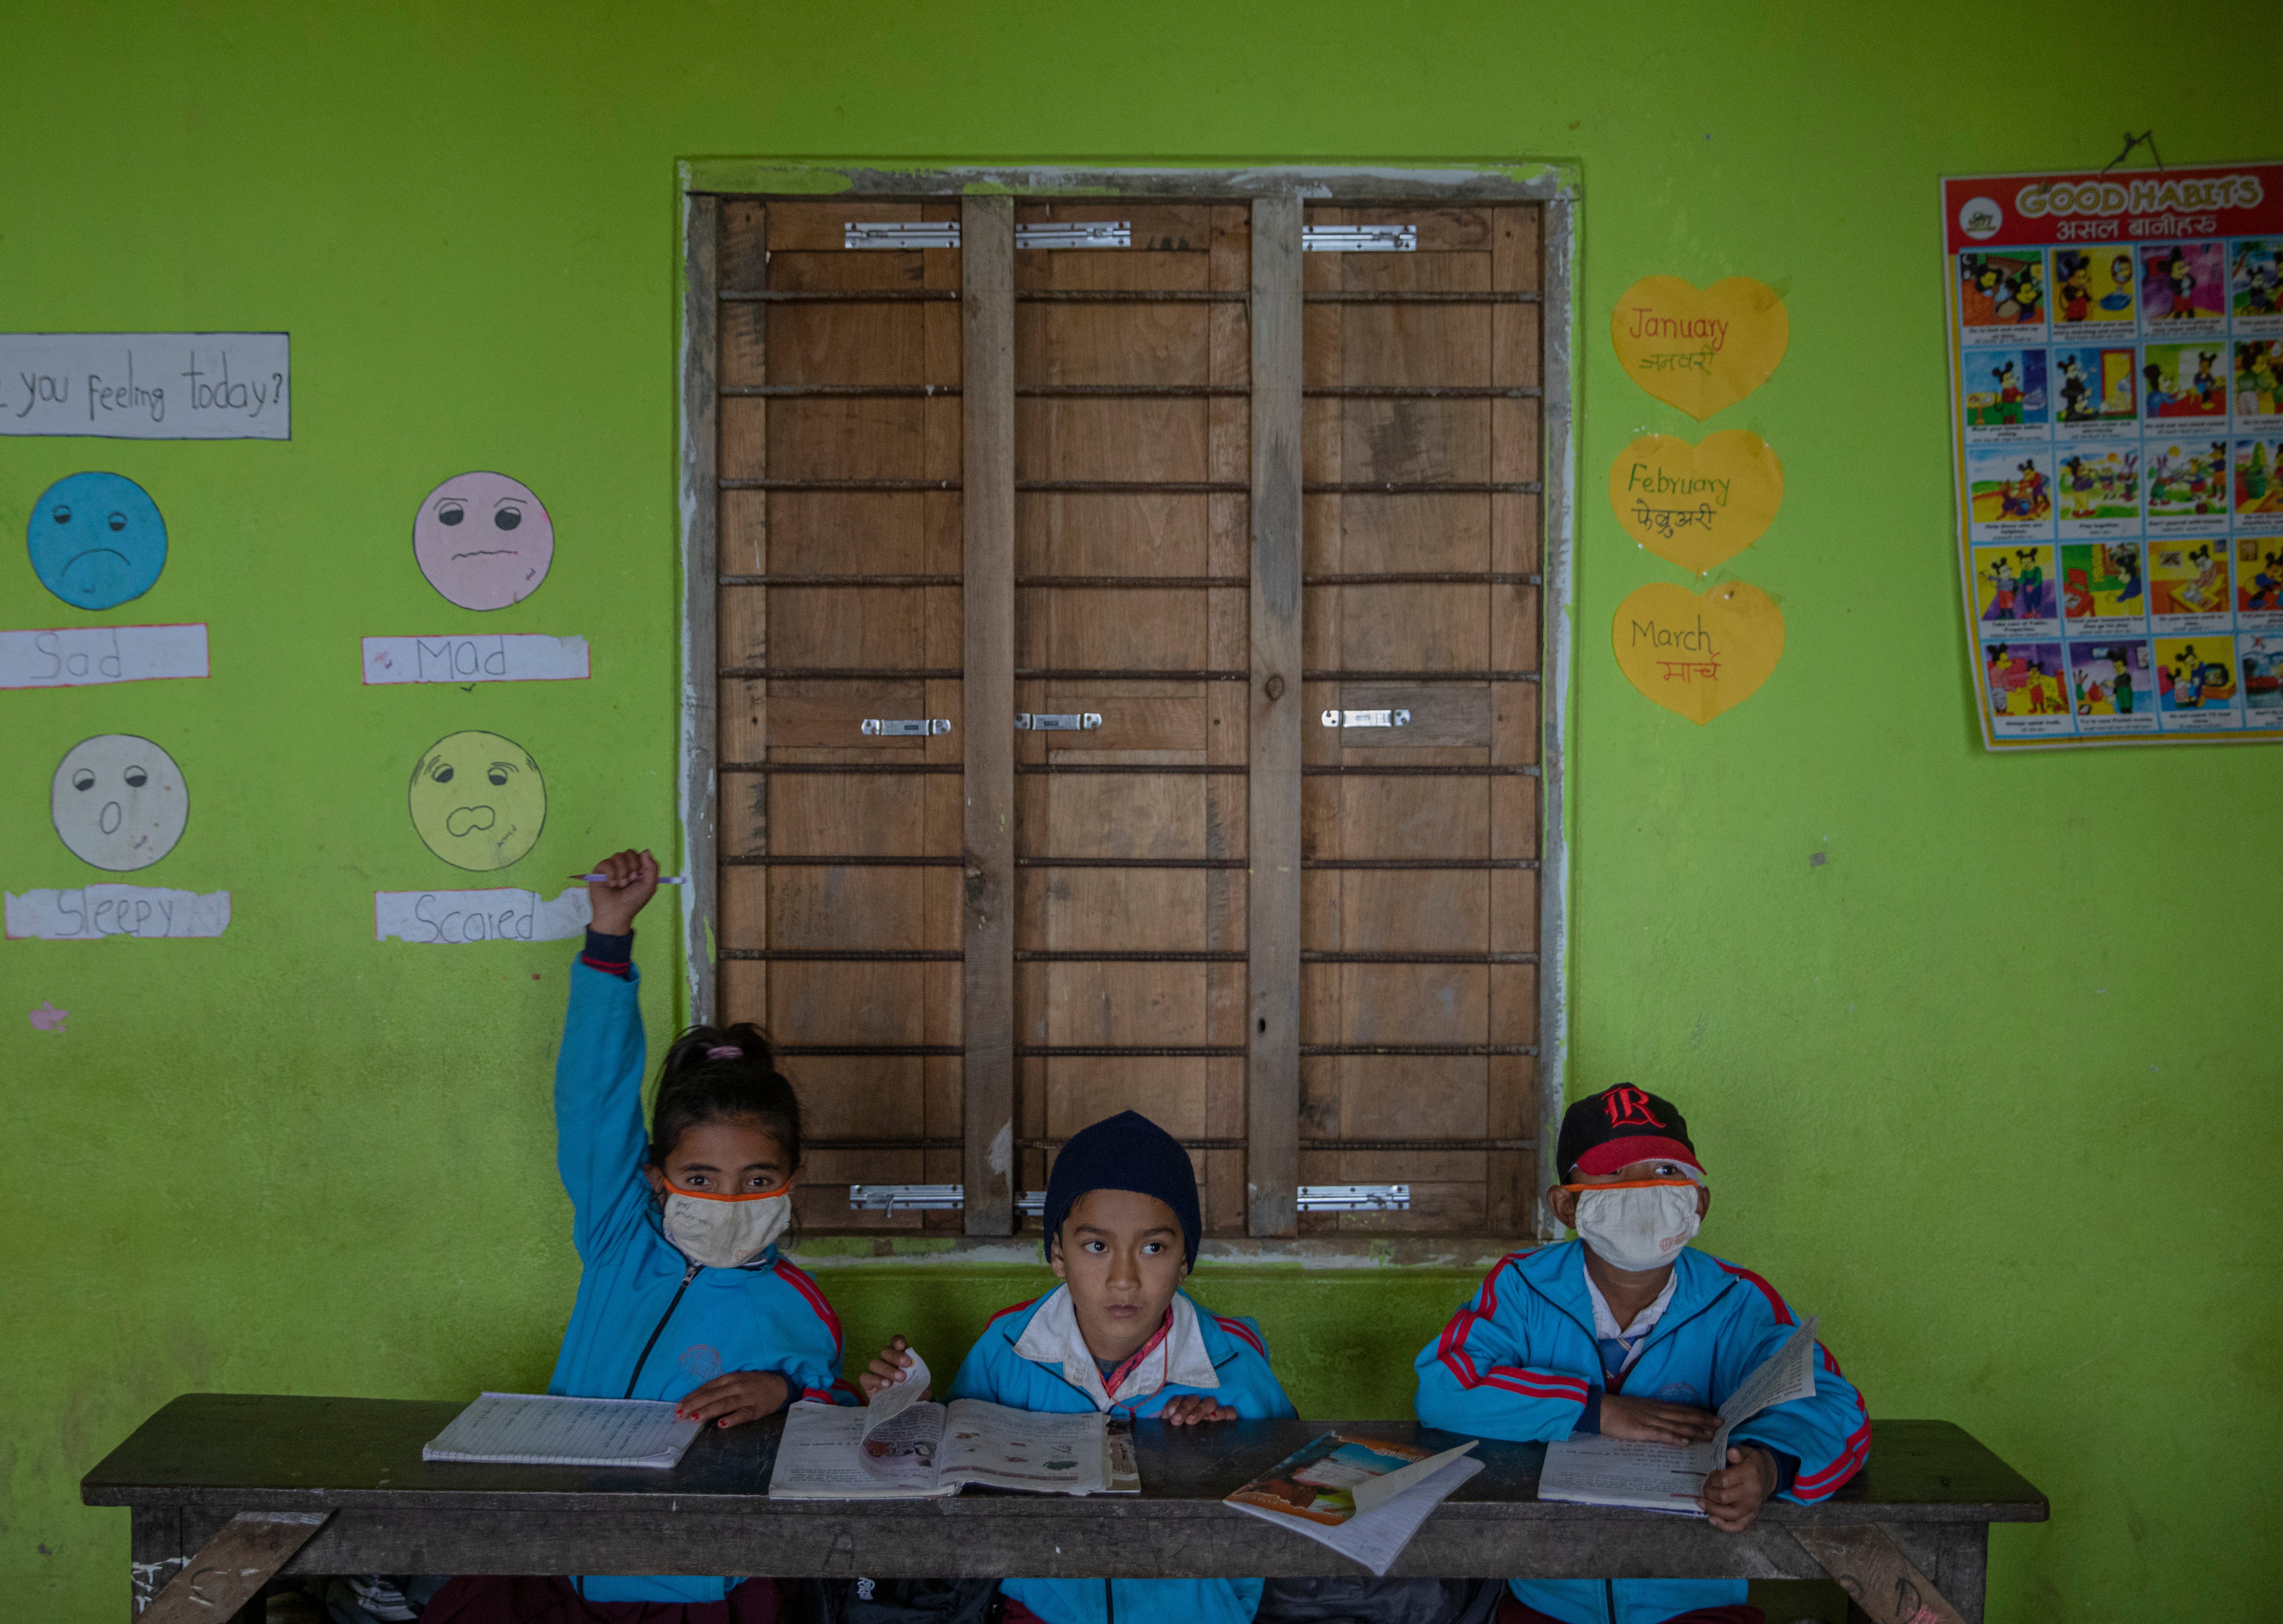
left=408, top=730, right=546, bottom=871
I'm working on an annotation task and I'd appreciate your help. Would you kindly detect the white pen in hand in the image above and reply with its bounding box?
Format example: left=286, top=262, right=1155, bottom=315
left=576, top=873, right=687, bottom=884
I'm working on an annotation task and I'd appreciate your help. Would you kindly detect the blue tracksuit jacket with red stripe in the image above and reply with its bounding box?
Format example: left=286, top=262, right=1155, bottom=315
left=549, top=955, right=861, bottom=1605
left=948, top=1288, right=1297, bottom=1624
left=1414, top=1242, right=1869, bottom=1624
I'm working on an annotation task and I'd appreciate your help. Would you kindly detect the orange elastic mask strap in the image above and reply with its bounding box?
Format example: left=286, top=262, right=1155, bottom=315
left=663, top=1177, right=793, bottom=1202
left=1557, top=1177, right=1701, bottom=1193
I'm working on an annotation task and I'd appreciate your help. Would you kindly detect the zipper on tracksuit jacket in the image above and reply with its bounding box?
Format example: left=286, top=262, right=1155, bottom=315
left=624, top=1262, right=702, bottom=1398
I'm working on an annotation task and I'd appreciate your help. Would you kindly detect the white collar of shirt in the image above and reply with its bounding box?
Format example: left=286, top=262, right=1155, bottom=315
left=1584, top=1266, right=1677, bottom=1347
left=1011, top=1284, right=1221, bottom=1411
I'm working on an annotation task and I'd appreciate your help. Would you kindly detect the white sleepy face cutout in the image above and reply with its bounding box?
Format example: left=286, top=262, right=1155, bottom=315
left=52, top=735, right=189, bottom=871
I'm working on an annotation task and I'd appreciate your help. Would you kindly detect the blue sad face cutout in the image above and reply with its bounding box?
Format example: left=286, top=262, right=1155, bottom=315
left=27, top=472, right=169, bottom=609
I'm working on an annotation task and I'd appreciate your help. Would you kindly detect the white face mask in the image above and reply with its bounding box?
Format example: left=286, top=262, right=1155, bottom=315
left=660, top=1181, right=793, bottom=1269
left=1572, top=1182, right=1702, bottom=1273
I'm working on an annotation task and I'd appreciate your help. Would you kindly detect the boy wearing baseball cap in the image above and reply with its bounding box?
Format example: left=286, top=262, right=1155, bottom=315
left=862, top=1109, right=1294, bottom=1624
left=1414, top=1084, right=1869, bottom=1624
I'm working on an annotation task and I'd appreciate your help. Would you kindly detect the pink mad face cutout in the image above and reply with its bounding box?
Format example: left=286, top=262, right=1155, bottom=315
left=412, top=471, right=555, bottom=610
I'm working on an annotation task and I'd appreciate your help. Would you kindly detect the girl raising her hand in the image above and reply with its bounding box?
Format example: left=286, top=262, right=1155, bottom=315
left=423, top=847, right=857, bottom=1624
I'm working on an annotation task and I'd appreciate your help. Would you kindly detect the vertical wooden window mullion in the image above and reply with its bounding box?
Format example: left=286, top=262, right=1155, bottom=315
left=1246, top=196, right=1303, bottom=1238
left=680, top=194, right=720, bottom=1025
left=961, top=196, right=1017, bottom=1236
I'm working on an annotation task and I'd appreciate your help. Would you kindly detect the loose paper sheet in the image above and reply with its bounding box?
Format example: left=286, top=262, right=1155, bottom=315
left=1941, top=160, right=2283, bottom=747
left=373, top=886, right=589, bottom=945
left=1, top=333, right=290, bottom=439
left=1609, top=433, right=1785, bottom=576
left=423, top=1392, right=701, bottom=1469
left=6, top=885, right=230, bottom=941
left=1612, top=581, right=1786, bottom=723
left=362, top=634, right=589, bottom=685
left=0, top=624, right=208, bottom=690
left=1610, top=278, right=1788, bottom=420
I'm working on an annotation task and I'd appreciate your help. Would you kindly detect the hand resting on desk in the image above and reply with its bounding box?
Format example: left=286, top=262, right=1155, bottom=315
left=676, top=1370, right=789, bottom=1429
left=1157, top=1394, right=1236, bottom=1425
left=1597, top=1393, right=1719, bottom=1446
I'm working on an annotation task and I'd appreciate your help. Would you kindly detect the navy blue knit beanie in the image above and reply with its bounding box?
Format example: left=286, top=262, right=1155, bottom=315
left=1042, top=1110, right=1201, bottom=1266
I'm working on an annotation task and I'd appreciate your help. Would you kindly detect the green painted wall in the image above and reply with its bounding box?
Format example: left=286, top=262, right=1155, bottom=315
left=2, top=2, right=2274, bottom=1618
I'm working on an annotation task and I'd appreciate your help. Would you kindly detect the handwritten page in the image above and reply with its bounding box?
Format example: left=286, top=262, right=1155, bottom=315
left=423, top=1392, right=701, bottom=1469
left=374, top=887, right=589, bottom=945
left=362, top=634, right=589, bottom=685
left=0, top=625, right=208, bottom=690
left=2, top=333, right=291, bottom=440
left=5, top=886, right=230, bottom=941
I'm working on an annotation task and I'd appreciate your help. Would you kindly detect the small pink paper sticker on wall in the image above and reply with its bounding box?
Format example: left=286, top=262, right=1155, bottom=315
left=412, top=472, right=555, bottom=610
left=29, top=1002, right=68, bottom=1032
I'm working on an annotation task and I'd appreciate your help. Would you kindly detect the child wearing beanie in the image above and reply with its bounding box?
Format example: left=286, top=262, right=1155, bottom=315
left=861, top=1109, right=1294, bottom=1624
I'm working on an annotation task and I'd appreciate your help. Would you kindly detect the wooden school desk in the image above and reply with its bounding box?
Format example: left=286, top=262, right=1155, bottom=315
left=85, top=1398, right=2045, bottom=1624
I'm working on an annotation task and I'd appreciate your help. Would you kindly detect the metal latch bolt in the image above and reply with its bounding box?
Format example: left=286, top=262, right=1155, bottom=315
left=1302, top=225, right=1417, bottom=252
left=861, top=719, right=953, bottom=736
left=1295, top=1184, right=1412, bottom=1212
left=848, top=1184, right=967, bottom=1211
left=850, top=1184, right=1405, bottom=1213
left=843, top=222, right=962, bottom=250
left=1016, top=222, right=1131, bottom=249
left=1015, top=713, right=1102, bottom=731
left=1320, top=708, right=1411, bottom=728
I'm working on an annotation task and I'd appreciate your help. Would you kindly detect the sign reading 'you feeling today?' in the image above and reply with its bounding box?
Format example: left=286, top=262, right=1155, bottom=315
left=1, top=333, right=290, bottom=439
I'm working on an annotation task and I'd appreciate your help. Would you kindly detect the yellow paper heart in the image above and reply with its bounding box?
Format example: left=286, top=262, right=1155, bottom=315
left=1612, top=580, right=1785, bottom=724
left=1611, top=276, right=1790, bottom=420
left=1609, top=431, right=1785, bottom=576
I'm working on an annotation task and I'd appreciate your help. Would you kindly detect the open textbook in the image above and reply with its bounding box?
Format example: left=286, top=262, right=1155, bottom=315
left=1226, top=1432, right=1484, bottom=1576
left=421, top=1393, right=702, bottom=1469
left=767, top=1349, right=1141, bottom=1500
left=1537, top=1315, right=1822, bottom=1515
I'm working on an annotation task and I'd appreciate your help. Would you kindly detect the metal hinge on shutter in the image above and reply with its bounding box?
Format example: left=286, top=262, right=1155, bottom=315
left=861, top=718, right=953, bottom=736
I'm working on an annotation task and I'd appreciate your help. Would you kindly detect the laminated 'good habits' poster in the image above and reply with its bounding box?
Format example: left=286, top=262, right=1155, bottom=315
left=1944, top=162, right=2283, bottom=748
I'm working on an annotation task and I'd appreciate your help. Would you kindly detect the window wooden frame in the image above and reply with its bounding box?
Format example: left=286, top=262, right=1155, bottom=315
left=677, top=162, right=1578, bottom=1252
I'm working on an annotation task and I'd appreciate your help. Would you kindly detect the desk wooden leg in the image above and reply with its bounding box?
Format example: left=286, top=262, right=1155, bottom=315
left=133, top=1511, right=331, bottom=1624
left=1790, top=1524, right=1973, bottom=1624
left=1924, top=1524, right=1988, bottom=1624
left=130, top=1507, right=187, bottom=1618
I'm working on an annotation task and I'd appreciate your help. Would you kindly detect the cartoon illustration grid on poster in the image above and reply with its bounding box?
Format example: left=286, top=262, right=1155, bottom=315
left=1944, top=162, right=2283, bottom=747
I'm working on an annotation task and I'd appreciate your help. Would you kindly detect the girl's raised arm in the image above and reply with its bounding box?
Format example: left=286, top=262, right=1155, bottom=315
left=553, top=848, right=662, bottom=1256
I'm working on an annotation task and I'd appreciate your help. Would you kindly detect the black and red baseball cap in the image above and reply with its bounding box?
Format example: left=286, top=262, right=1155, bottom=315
left=1556, top=1084, right=1701, bottom=1179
